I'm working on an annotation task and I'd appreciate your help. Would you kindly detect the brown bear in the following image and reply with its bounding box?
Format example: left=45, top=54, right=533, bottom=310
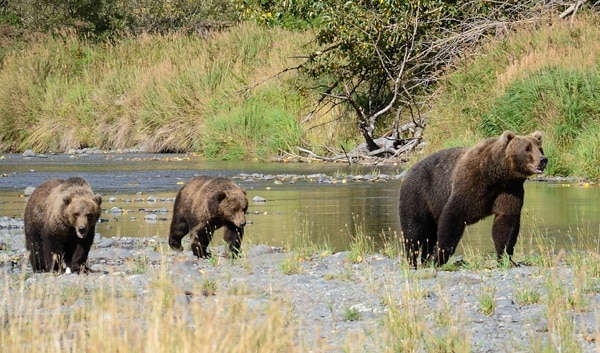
left=168, top=176, right=248, bottom=258
left=24, top=177, right=102, bottom=273
left=399, top=131, right=547, bottom=268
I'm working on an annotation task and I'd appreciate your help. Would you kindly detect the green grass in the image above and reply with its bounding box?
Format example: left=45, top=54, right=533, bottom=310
left=427, top=14, right=600, bottom=180
left=201, top=87, right=303, bottom=160
left=477, top=286, right=497, bottom=316
left=479, top=66, right=600, bottom=177
left=346, top=215, right=375, bottom=264
left=343, top=307, right=361, bottom=321
left=280, top=255, right=302, bottom=275
left=515, top=287, right=542, bottom=306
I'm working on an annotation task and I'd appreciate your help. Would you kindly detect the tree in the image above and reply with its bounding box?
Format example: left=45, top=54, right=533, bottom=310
left=5, top=0, right=237, bottom=38
left=238, top=0, right=563, bottom=162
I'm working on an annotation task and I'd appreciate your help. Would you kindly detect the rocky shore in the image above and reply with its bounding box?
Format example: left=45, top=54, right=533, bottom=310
left=2, top=151, right=598, bottom=351
left=1, top=230, right=599, bottom=352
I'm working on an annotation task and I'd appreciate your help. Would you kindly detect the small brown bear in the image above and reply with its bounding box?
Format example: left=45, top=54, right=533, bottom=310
left=24, top=177, right=102, bottom=273
left=168, top=176, right=248, bottom=258
left=399, top=131, right=547, bottom=268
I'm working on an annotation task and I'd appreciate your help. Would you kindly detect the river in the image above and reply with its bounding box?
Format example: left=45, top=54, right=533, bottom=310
left=1, top=152, right=599, bottom=256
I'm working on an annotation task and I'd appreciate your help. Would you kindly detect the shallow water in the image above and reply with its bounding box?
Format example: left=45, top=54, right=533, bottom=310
left=1, top=153, right=599, bottom=254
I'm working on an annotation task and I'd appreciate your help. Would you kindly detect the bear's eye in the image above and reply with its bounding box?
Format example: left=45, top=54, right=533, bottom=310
left=525, top=145, right=532, bottom=152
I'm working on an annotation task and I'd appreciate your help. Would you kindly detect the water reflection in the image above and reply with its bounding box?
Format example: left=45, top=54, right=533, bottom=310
left=464, top=182, right=600, bottom=255
left=0, top=153, right=599, bottom=255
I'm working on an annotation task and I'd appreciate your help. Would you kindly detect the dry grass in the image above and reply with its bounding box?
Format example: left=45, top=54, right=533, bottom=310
left=2, top=209, right=600, bottom=352
left=2, top=233, right=599, bottom=352
left=0, top=23, right=312, bottom=155
left=0, top=265, right=302, bottom=353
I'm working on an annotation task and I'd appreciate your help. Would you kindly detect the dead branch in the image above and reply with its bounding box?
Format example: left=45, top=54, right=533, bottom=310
left=559, top=1, right=588, bottom=19
left=292, top=120, right=424, bottom=164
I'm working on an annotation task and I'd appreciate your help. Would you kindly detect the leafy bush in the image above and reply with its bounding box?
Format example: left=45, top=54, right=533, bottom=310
left=5, top=0, right=238, bottom=38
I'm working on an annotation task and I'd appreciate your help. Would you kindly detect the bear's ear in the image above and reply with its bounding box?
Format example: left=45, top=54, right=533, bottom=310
left=93, top=194, right=102, bottom=206
left=63, top=195, right=72, bottom=205
left=216, top=191, right=227, bottom=202
left=500, top=130, right=516, bottom=144
left=531, top=131, right=543, bottom=143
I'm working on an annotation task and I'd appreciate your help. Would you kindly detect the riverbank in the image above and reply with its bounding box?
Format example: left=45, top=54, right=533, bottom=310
left=1, top=233, right=600, bottom=352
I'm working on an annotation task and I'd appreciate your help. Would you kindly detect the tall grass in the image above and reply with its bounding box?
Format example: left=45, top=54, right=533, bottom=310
left=0, top=23, right=311, bottom=158
left=427, top=14, right=600, bottom=179
left=201, top=87, right=303, bottom=160
left=479, top=67, right=600, bottom=177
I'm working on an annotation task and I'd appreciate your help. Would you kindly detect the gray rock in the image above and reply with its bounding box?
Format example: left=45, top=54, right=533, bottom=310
left=246, top=244, right=277, bottom=257
left=97, top=238, right=117, bottom=248
left=22, top=149, right=35, bottom=157
left=0, top=231, right=595, bottom=353
left=0, top=253, right=11, bottom=263
left=144, top=214, right=158, bottom=222
left=24, top=186, right=36, bottom=197
left=109, top=207, right=123, bottom=214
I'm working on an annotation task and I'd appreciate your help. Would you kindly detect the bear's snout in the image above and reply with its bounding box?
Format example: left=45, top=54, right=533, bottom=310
left=76, top=225, right=88, bottom=238
left=535, top=156, right=548, bottom=174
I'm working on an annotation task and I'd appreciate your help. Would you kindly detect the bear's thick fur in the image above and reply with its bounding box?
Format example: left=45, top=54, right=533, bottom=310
left=24, top=177, right=102, bottom=273
left=168, top=176, right=248, bottom=258
left=399, top=131, right=547, bottom=268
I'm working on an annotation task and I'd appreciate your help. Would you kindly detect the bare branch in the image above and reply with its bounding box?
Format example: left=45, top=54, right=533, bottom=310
left=559, top=0, right=588, bottom=19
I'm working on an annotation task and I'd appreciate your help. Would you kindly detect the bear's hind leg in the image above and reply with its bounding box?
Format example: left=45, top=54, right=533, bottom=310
left=224, top=224, right=243, bottom=258
left=26, top=233, right=46, bottom=272
left=401, top=215, right=437, bottom=268
left=39, top=234, right=65, bottom=272
left=168, top=218, right=189, bottom=252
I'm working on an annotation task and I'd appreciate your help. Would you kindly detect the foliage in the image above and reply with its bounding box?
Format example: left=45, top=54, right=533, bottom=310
left=237, top=0, right=553, bottom=153
left=280, top=255, right=302, bottom=275
left=515, top=287, right=541, bottom=306
left=343, top=307, right=360, bottom=322
left=4, top=0, right=237, bottom=38
left=234, top=0, right=325, bottom=28
left=347, top=222, right=374, bottom=264
left=427, top=14, right=600, bottom=179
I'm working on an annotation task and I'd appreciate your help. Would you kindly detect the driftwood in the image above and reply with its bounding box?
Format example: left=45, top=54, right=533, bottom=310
left=559, top=0, right=588, bottom=20
left=290, top=121, right=424, bottom=165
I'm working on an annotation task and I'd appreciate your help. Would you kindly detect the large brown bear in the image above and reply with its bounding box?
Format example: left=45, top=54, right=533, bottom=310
left=399, top=131, right=547, bottom=268
left=168, top=176, right=248, bottom=258
left=24, top=177, right=102, bottom=273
